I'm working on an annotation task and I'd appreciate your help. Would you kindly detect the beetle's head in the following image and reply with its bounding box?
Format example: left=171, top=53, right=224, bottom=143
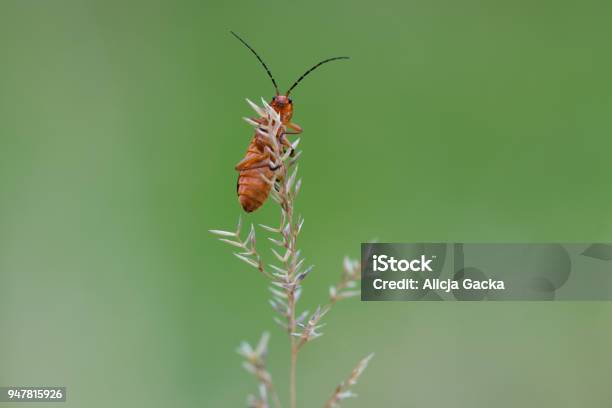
left=270, top=95, right=293, bottom=123
left=231, top=31, right=348, bottom=125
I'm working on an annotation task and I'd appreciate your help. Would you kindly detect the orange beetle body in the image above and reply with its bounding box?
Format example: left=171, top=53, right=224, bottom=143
left=231, top=32, right=348, bottom=212
left=236, top=96, right=295, bottom=212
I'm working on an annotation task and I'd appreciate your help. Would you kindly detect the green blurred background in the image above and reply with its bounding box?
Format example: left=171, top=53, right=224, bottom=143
left=1, top=1, right=611, bottom=407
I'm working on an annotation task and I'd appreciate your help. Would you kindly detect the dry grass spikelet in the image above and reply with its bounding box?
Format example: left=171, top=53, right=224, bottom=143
left=211, top=98, right=374, bottom=408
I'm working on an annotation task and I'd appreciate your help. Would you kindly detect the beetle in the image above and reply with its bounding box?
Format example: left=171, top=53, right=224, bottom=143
left=231, top=31, right=348, bottom=212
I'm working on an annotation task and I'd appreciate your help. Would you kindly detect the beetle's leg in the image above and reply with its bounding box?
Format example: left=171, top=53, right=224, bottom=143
left=284, top=122, right=303, bottom=135
left=247, top=117, right=266, bottom=125
left=280, top=133, right=292, bottom=148
left=235, top=154, right=269, bottom=171
left=243, top=161, right=280, bottom=171
left=280, top=123, right=302, bottom=157
left=246, top=117, right=270, bottom=136
left=277, top=134, right=295, bottom=158
left=236, top=154, right=280, bottom=172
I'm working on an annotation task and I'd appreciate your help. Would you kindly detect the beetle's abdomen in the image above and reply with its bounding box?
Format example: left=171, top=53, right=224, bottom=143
left=237, top=167, right=273, bottom=212
left=236, top=138, right=274, bottom=212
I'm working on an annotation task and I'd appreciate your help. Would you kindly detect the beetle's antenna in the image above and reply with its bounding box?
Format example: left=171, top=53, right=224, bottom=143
left=231, top=31, right=280, bottom=95
left=286, top=56, right=349, bottom=96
